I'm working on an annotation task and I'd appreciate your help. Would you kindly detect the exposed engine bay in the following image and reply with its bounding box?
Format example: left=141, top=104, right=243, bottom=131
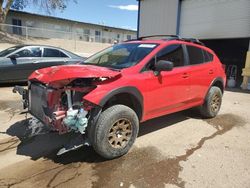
left=29, top=79, right=96, bottom=133
left=13, top=78, right=105, bottom=154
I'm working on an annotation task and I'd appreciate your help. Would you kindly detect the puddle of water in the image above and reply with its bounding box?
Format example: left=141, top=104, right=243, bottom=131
left=204, top=114, right=245, bottom=132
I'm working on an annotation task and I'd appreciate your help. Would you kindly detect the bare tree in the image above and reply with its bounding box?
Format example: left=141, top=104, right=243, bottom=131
left=0, top=0, right=14, bottom=23
left=0, top=0, right=75, bottom=24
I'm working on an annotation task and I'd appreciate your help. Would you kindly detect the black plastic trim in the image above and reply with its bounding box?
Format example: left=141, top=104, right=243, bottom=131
left=99, top=86, right=143, bottom=107
left=99, top=86, right=143, bottom=120
left=209, top=77, right=225, bottom=93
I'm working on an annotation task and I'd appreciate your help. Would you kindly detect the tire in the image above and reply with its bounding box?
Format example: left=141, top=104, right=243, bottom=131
left=200, top=86, right=222, bottom=118
left=89, top=105, right=139, bottom=159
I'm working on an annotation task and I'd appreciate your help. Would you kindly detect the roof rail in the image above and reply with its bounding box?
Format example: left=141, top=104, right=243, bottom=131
left=181, top=38, right=205, bottom=46
left=124, top=35, right=205, bottom=46
left=138, top=35, right=181, bottom=40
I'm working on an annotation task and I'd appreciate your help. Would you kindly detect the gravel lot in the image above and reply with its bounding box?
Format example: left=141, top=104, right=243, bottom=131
left=0, top=86, right=249, bottom=188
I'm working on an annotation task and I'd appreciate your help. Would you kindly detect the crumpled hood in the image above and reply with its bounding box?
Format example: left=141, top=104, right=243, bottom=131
left=29, top=64, right=121, bottom=84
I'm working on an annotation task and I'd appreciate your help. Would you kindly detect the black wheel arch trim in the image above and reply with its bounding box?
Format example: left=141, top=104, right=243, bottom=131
left=202, top=77, right=224, bottom=105
left=211, top=77, right=224, bottom=90
left=206, top=77, right=225, bottom=97
left=99, top=86, right=144, bottom=119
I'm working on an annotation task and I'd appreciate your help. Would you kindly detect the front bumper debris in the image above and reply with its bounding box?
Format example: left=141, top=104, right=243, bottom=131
left=13, top=85, right=29, bottom=109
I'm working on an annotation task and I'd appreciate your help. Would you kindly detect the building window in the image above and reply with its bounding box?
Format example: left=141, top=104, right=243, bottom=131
left=84, top=29, right=90, bottom=35
left=84, top=29, right=90, bottom=41
left=117, top=34, right=120, bottom=39
left=127, top=35, right=132, bottom=40
left=95, top=30, right=101, bottom=42
left=12, top=19, right=22, bottom=35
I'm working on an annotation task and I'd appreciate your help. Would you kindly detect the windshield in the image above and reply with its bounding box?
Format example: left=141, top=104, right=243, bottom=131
left=0, top=46, right=23, bottom=57
left=84, top=43, right=158, bottom=69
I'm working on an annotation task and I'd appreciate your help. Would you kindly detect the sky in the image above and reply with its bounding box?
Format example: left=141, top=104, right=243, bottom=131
left=24, top=0, right=139, bottom=30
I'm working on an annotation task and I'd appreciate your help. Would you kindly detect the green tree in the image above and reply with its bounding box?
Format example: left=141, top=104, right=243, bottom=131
left=0, top=0, right=75, bottom=23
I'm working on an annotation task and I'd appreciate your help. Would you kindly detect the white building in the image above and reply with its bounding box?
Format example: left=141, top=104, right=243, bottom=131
left=138, top=0, right=250, bottom=86
left=5, top=10, right=137, bottom=44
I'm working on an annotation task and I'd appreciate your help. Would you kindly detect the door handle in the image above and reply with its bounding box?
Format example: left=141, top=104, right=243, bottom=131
left=182, top=73, right=189, bottom=78
left=208, top=69, right=214, bottom=74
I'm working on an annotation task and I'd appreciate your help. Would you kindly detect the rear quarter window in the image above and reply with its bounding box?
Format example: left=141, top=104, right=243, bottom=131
left=203, top=50, right=213, bottom=62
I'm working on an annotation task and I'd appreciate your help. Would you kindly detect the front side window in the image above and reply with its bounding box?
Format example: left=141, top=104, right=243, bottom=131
left=157, top=44, right=185, bottom=67
left=143, top=44, right=185, bottom=71
left=186, top=45, right=204, bottom=65
left=15, top=47, right=41, bottom=57
left=43, top=48, right=68, bottom=57
left=84, top=43, right=158, bottom=69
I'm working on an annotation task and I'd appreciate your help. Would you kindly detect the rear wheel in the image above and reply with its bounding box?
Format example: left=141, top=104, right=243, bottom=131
left=200, top=86, right=222, bottom=118
left=89, top=105, right=139, bottom=159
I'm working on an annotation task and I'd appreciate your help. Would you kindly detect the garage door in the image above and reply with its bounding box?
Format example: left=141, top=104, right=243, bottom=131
left=179, top=0, right=250, bottom=39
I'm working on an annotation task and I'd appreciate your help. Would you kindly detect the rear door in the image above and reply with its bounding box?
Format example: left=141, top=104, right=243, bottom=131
left=185, top=44, right=215, bottom=102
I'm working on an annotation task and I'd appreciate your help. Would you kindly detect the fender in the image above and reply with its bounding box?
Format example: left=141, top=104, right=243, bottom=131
left=99, top=86, right=143, bottom=108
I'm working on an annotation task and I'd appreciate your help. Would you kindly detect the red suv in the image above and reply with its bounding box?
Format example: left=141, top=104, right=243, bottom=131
left=14, top=35, right=226, bottom=159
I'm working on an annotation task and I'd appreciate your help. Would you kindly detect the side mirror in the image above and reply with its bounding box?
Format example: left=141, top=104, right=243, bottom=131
left=8, top=54, right=19, bottom=60
left=154, top=60, right=174, bottom=75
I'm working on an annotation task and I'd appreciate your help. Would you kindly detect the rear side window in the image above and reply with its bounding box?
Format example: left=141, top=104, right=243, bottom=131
left=43, top=48, right=68, bottom=57
left=157, top=44, right=185, bottom=67
left=186, top=45, right=204, bottom=65
left=203, top=50, right=213, bottom=62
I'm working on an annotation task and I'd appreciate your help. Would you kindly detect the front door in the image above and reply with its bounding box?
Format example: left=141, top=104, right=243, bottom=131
left=141, top=44, right=191, bottom=120
left=6, top=47, right=42, bottom=81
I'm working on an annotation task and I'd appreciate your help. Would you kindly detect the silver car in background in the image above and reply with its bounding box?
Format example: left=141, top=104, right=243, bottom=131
left=0, top=45, right=86, bottom=83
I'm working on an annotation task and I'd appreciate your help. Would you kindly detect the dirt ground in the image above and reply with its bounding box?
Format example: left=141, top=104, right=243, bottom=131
left=0, top=86, right=249, bottom=188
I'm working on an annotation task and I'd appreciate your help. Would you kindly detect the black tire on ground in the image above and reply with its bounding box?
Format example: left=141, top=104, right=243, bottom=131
left=89, top=104, right=139, bottom=159
left=200, top=86, right=223, bottom=118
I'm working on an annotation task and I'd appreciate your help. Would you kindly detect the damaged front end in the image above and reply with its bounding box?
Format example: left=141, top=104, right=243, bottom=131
left=13, top=65, right=121, bottom=154
left=13, top=78, right=102, bottom=155
left=14, top=78, right=100, bottom=135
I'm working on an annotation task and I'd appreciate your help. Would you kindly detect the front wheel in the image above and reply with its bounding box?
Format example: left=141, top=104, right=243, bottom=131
left=89, top=105, right=139, bottom=159
left=200, top=86, right=223, bottom=118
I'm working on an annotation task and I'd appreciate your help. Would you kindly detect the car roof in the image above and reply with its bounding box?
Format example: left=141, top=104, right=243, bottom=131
left=17, top=44, right=65, bottom=50
left=13, top=44, right=82, bottom=58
